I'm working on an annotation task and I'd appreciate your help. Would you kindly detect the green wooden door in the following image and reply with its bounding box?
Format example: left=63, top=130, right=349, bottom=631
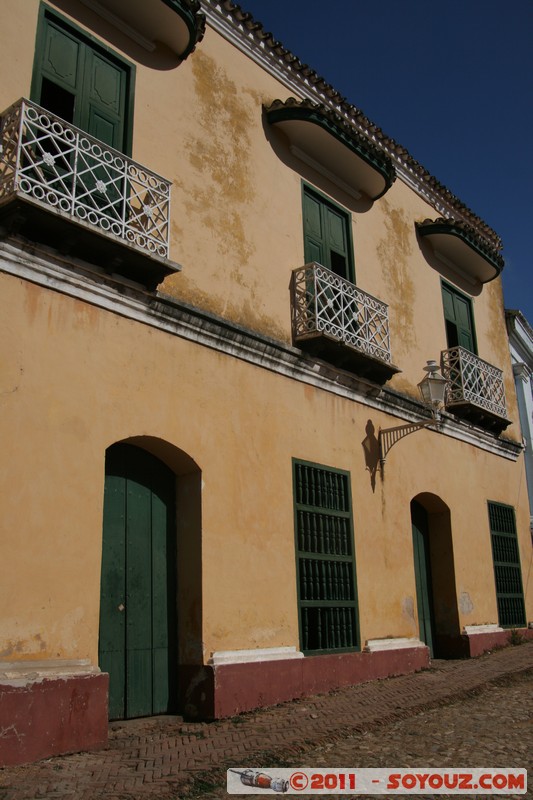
left=99, top=444, right=177, bottom=720
left=411, top=501, right=435, bottom=657
left=442, top=284, right=476, bottom=353
left=32, top=13, right=129, bottom=151
left=303, top=188, right=353, bottom=280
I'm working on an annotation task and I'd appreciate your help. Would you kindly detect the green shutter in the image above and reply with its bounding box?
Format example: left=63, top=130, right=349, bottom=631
left=82, top=48, right=128, bottom=148
left=302, top=186, right=354, bottom=281
left=303, top=190, right=325, bottom=265
left=40, top=20, right=82, bottom=92
left=442, top=283, right=476, bottom=353
left=293, top=459, right=359, bottom=654
left=487, top=502, right=526, bottom=628
left=32, top=9, right=132, bottom=153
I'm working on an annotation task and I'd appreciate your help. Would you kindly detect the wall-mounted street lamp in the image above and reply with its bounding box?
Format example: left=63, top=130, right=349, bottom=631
left=379, top=360, right=448, bottom=469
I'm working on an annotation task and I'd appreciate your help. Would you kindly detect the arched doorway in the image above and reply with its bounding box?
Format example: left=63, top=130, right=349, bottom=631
left=411, top=494, right=460, bottom=659
left=99, top=443, right=177, bottom=719
left=411, top=500, right=435, bottom=655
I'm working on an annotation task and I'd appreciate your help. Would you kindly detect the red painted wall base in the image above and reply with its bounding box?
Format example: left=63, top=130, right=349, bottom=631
left=0, top=672, right=108, bottom=767
left=464, top=626, right=533, bottom=657
left=181, top=646, right=429, bottom=720
left=3, top=630, right=530, bottom=766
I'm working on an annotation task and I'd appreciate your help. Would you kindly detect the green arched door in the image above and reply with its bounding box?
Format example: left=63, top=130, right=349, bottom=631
left=411, top=500, right=435, bottom=658
left=99, top=444, right=177, bottom=719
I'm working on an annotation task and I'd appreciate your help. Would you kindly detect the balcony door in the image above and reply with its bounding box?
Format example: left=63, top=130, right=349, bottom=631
left=31, top=8, right=132, bottom=153
left=441, top=283, right=476, bottom=353
left=302, top=185, right=354, bottom=281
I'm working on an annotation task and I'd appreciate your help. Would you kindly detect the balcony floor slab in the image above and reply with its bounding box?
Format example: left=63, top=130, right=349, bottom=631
left=445, top=400, right=511, bottom=435
left=0, top=193, right=180, bottom=291
left=297, top=333, right=401, bottom=386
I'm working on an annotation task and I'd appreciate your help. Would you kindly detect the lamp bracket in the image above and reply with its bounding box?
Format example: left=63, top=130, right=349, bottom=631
left=378, top=419, right=439, bottom=468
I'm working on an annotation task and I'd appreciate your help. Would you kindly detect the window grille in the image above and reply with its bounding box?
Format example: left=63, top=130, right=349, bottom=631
left=293, top=460, right=359, bottom=653
left=488, top=502, right=526, bottom=628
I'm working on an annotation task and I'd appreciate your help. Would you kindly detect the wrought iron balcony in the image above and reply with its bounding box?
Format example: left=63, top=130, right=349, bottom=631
left=291, top=263, right=399, bottom=384
left=0, top=98, right=179, bottom=288
left=441, top=346, right=510, bottom=433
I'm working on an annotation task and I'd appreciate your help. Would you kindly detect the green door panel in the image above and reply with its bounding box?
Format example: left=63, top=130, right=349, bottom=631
left=88, top=53, right=125, bottom=113
left=326, top=207, right=348, bottom=277
left=41, top=22, right=81, bottom=91
left=411, top=501, right=435, bottom=657
left=303, top=191, right=323, bottom=240
left=99, top=444, right=177, bottom=720
left=455, top=294, right=475, bottom=351
left=303, top=191, right=324, bottom=265
left=127, top=649, right=152, bottom=719
left=441, top=284, right=455, bottom=323
left=83, top=50, right=127, bottom=148
left=87, top=109, right=119, bottom=149
left=32, top=12, right=130, bottom=153
left=325, top=207, right=346, bottom=250
left=126, top=477, right=152, bottom=718
left=99, top=468, right=127, bottom=720
left=152, top=485, right=177, bottom=714
left=304, top=238, right=323, bottom=266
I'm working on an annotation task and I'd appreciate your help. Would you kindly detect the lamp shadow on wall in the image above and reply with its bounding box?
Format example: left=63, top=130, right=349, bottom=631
left=361, top=419, right=380, bottom=492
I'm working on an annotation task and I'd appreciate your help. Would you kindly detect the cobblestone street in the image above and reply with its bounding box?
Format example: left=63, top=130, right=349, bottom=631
left=0, top=643, right=531, bottom=800
left=213, top=672, right=532, bottom=800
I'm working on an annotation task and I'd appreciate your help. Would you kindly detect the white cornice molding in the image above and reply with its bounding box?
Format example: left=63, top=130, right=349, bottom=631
left=0, top=241, right=521, bottom=462
left=201, top=2, right=480, bottom=227
left=513, top=362, right=532, bottom=383
left=507, top=313, right=533, bottom=366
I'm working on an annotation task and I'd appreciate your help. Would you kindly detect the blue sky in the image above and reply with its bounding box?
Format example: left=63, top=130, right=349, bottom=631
left=237, top=1, right=533, bottom=323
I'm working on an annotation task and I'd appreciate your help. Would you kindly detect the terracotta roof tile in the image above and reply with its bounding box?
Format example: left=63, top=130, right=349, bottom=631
left=417, top=218, right=504, bottom=273
left=265, top=97, right=396, bottom=193
left=182, top=0, right=207, bottom=46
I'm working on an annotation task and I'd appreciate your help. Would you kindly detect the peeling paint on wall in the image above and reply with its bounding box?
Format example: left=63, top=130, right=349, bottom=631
left=0, top=634, right=46, bottom=659
left=163, top=50, right=292, bottom=341
left=401, top=596, right=417, bottom=636
left=484, top=280, right=520, bottom=438
left=459, top=591, right=474, bottom=615
left=183, top=51, right=257, bottom=265
left=377, top=200, right=417, bottom=357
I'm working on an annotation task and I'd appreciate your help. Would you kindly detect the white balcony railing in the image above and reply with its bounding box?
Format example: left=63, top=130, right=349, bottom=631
left=441, top=346, right=508, bottom=420
left=0, top=98, right=170, bottom=259
left=291, top=263, right=392, bottom=364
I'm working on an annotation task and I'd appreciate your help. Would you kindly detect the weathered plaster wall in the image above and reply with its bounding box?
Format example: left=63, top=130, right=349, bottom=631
left=1, top=0, right=520, bottom=441
left=1, top=273, right=531, bottom=669
left=0, top=0, right=529, bottom=672
left=0, top=0, right=39, bottom=110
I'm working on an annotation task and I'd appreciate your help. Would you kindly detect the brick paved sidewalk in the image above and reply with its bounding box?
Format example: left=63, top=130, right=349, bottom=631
left=0, top=643, right=532, bottom=800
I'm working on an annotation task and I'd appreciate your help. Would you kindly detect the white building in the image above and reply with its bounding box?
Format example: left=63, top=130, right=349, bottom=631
left=506, top=309, right=533, bottom=531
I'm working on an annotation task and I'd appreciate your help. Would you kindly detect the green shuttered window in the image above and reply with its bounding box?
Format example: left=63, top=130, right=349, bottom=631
left=293, top=460, right=359, bottom=653
left=488, top=502, right=526, bottom=628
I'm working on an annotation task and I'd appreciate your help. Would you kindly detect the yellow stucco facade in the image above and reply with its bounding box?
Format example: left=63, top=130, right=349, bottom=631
left=0, top=0, right=531, bottom=765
